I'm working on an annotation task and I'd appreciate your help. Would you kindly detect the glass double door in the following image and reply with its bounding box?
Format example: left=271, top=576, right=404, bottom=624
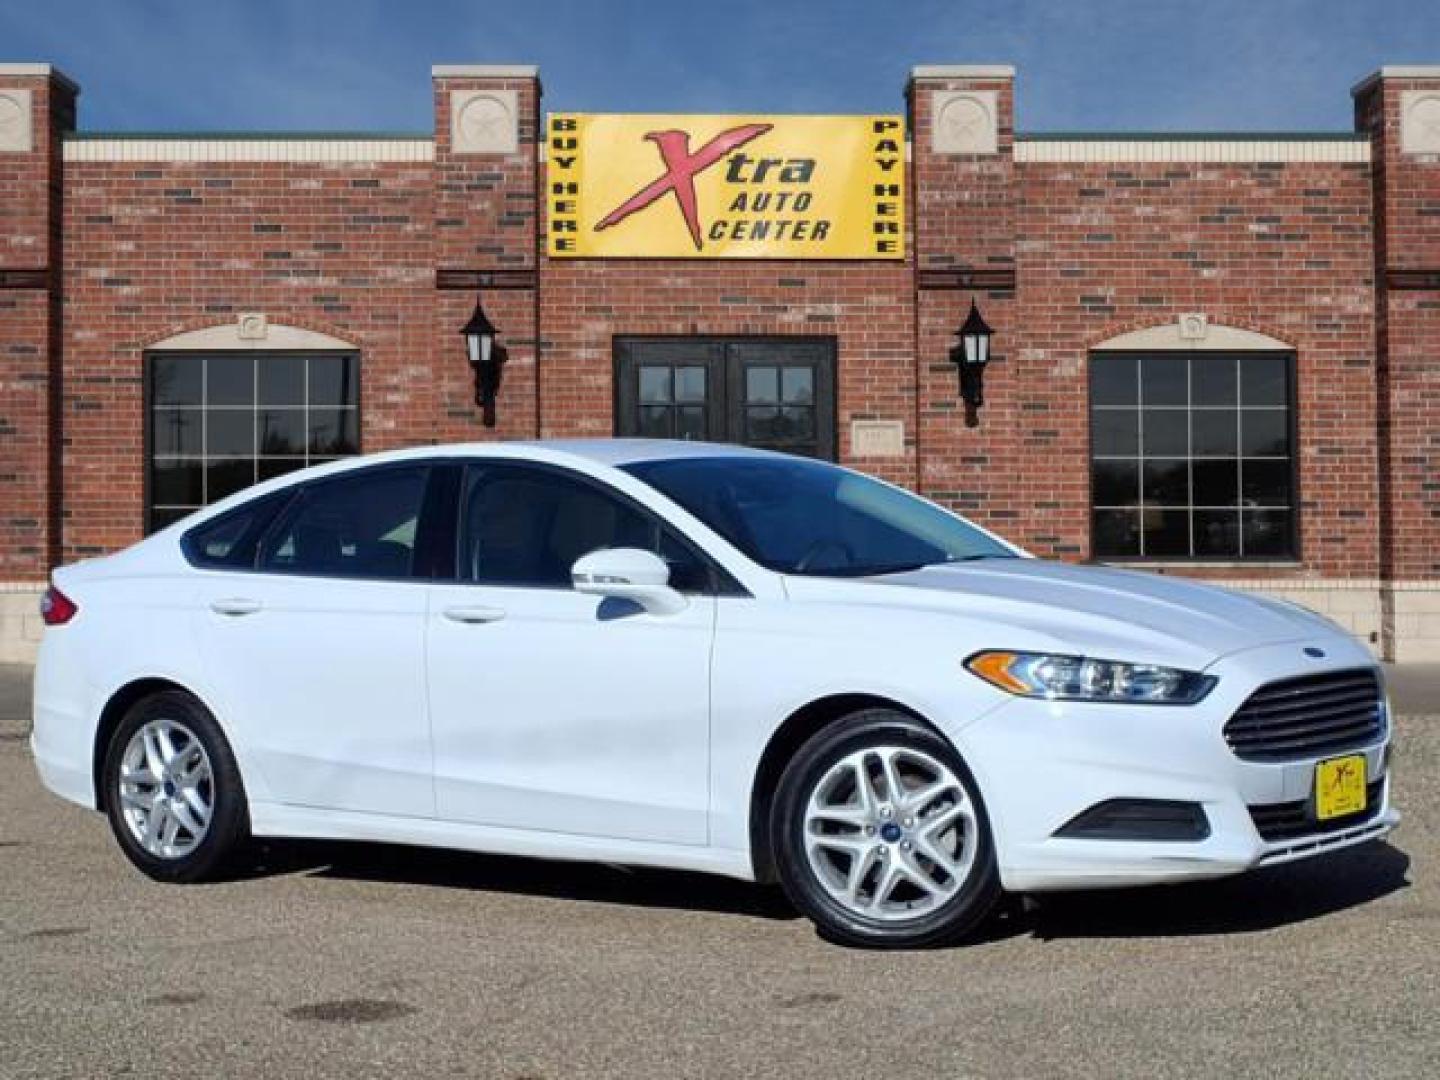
left=614, top=338, right=836, bottom=460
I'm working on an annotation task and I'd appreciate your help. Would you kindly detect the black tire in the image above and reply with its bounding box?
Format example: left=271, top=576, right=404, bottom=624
left=771, top=709, right=1001, bottom=948
left=102, top=690, right=250, bottom=883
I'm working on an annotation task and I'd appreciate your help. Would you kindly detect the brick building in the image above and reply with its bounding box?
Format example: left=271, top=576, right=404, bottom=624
left=1, top=61, right=1437, bottom=661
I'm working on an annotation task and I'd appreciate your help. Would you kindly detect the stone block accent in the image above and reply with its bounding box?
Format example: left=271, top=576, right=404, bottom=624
left=0, top=585, right=45, bottom=664
left=1389, top=583, right=1440, bottom=662
left=450, top=89, right=519, bottom=155
left=1400, top=89, right=1440, bottom=155
left=931, top=91, right=998, bottom=155
left=0, top=87, right=33, bottom=152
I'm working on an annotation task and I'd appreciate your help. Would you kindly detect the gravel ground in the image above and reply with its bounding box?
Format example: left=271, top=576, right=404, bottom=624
left=1, top=662, right=1436, bottom=1079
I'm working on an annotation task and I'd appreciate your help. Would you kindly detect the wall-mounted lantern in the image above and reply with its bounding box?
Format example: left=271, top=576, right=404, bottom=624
left=948, top=299, right=994, bottom=428
left=461, top=294, right=506, bottom=428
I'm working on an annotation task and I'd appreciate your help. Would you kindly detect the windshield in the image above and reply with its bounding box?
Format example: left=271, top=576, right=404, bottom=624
left=623, top=455, right=1018, bottom=577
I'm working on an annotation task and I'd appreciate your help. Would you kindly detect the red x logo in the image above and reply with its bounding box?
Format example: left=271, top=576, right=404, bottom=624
left=595, top=123, right=773, bottom=251
left=1328, top=761, right=1356, bottom=791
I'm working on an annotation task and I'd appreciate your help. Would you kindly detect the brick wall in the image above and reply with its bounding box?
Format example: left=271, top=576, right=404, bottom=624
left=0, top=69, right=74, bottom=582
left=909, top=72, right=1379, bottom=579
left=52, top=71, right=543, bottom=561
left=910, top=72, right=1029, bottom=550
left=1356, top=71, right=1440, bottom=657
left=1357, top=73, right=1440, bottom=581
left=1012, top=156, right=1378, bottom=577
left=431, top=71, right=541, bottom=446
left=59, top=155, right=438, bottom=558
left=536, top=259, right=918, bottom=488
left=2, top=59, right=1436, bottom=658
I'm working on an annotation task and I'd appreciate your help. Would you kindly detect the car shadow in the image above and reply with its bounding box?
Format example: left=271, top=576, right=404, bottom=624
left=1009, top=840, right=1412, bottom=942
left=241, top=838, right=802, bottom=921
left=236, top=837, right=1411, bottom=941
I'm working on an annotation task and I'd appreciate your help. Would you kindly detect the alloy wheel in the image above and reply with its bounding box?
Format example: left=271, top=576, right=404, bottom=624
left=117, top=717, right=215, bottom=860
left=802, top=745, right=979, bottom=922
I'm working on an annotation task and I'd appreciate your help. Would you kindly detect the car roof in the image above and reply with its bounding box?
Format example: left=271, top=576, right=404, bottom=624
left=150, top=439, right=795, bottom=540
left=517, top=438, right=783, bottom=466
left=329, top=438, right=787, bottom=470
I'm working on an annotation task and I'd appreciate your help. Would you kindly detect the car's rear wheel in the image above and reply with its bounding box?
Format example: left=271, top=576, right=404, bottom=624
left=102, top=690, right=249, bottom=883
left=772, top=709, right=1001, bottom=948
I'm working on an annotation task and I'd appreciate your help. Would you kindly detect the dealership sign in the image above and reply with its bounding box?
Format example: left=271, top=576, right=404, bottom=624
left=547, top=114, right=905, bottom=259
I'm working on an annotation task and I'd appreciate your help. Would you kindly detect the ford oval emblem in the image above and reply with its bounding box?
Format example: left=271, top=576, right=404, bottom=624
left=1303, top=646, right=1326, bottom=658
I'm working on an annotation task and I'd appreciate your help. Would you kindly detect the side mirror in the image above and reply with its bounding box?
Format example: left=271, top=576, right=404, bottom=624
left=571, top=547, right=688, bottom=616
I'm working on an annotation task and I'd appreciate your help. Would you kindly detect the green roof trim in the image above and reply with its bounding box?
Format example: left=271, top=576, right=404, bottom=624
left=1018, top=131, right=1369, bottom=142
left=66, top=131, right=432, bottom=141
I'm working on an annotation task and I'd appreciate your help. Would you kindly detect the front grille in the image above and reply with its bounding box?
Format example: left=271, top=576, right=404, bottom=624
left=1223, top=668, right=1384, bottom=763
left=1248, top=778, right=1385, bottom=842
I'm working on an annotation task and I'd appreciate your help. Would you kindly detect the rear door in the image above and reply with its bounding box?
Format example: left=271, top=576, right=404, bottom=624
left=191, top=464, right=437, bottom=817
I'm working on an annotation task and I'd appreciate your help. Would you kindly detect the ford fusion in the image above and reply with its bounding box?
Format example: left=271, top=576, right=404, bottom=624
left=32, top=440, right=1397, bottom=947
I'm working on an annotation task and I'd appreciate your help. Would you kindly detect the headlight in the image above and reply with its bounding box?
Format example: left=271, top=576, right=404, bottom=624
left=965, top=650, right=1216, bottom=704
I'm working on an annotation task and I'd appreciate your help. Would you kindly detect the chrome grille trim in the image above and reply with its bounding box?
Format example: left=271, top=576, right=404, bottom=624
left=1248, top=778, right=1385, bottom=841
left=1223, top=668, right=1384, bottom=763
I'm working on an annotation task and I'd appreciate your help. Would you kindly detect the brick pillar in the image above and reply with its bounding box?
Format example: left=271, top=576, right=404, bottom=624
left=1354, top=66, right=1440, bottom=660
left=0, top=64, right=76, bottom=658
left=908, top=67, right=1035, bottom=546
left=430, top=65, right=541, bottom=441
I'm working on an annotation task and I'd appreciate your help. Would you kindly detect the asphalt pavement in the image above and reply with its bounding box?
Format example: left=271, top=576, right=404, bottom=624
left=1, top=662, right=1437, bottom=1078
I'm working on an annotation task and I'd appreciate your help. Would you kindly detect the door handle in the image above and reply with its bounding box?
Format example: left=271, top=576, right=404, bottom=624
left=442, top=604, right=506, bottom=624
left=210, top=597, right=262, bottom=617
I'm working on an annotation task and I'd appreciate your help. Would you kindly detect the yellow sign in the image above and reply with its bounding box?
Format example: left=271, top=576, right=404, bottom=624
left=1315, top=753, right=1367, bottom=821
left=547, top=113, right=905, bottom=259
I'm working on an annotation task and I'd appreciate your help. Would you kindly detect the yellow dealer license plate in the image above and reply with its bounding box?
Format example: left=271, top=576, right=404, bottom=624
left=1315, top=754, right=1367, bottom=821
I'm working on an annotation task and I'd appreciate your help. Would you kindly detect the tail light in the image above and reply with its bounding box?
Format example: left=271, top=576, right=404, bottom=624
left=40, top=585, right=78, bottom=626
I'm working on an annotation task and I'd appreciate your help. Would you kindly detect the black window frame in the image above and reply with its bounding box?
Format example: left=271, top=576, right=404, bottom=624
left=614, top=335, right=838, bottom=461
left=179, top=456, right=749, bottom=595
left=448, top=459, right=747, bottom=597
left=181, top=461, right=448, bottom=583
left=253, top=462, right=434, bottom=583
left=143, top=349, right=361, bottom=534
left=178, top=488, right=298, bottom=570
left=1087, top=349, right=1301, bottom=563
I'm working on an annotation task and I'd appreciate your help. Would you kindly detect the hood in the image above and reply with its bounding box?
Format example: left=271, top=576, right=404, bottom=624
left=782, top=558, right=1343, bottom=671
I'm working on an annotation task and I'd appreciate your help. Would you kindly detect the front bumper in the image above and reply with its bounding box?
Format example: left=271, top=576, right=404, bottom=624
left=953, top=639, right=1398, bottom=892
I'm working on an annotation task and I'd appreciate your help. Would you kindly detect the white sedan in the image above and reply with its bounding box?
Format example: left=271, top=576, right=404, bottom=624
left=32, top=440, right=1397, bottom=947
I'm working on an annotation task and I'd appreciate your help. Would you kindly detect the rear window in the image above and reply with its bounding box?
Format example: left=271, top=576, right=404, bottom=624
left=180, top=491, right=292, bottom=569
left=258, top=466, right=428, bottom=580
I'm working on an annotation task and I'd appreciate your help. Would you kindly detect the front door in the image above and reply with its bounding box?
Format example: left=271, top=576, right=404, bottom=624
left=425, top=461, right=716, bottom=844
left=615, top=337, right=837, bottom=459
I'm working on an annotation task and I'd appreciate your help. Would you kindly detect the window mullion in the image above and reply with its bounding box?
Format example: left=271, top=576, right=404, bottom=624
left=1186, top=356, right=1194, bottom=558
left=1136, top=358, right=1145, bottom=557
left=1236, top=359, right=1245, bottom=557
left=200, top=357, right=209, bottom=506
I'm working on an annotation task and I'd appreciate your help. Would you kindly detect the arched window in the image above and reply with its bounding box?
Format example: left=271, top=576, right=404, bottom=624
left=1088, top=324, right=1296, bottom=561
left=144, top=324, right=360, bottom=531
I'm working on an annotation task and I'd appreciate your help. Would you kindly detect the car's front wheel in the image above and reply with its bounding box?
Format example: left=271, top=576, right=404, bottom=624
left=772, top=709, right=1001, bottom=948
left=102, top=690, right=249, bottom=883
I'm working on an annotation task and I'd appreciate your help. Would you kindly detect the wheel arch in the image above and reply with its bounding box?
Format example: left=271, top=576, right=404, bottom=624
left=747, top=692, right=940, bottom=883
left=92, top=677, right=218, bottom=812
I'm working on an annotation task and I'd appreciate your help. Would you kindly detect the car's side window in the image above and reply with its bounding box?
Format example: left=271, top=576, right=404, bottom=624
left=259, top=466, right=429, bottom=579
left=458, top=464, right=713, bottom=592
left=180, top=490, right=293, bottom=570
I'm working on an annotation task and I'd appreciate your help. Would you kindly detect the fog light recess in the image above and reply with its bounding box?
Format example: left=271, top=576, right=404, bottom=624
left=1054, top=799, right=1210, bottom=842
